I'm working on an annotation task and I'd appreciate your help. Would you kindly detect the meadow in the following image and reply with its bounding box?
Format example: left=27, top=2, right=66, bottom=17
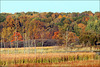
left=0, top=46, right=99, bottom=54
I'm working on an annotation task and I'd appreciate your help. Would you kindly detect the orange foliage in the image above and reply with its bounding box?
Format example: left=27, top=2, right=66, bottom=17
left=51, top=13, right=59, bottom=18
left=11, top=32, right=23, bottom=42
left=63, top=15, right=66, bottom=18
left=67, top=32, right=79, bottom=43
left=6, top=15, right=15, bottom=27
left=33, top=20, right=44, bottom=29
left=82, top=16, right=90, bottom=22
left=58, top=15, right=63, bottom=19
left=52, top=31, right=59, bottom=39
left=88, top=12, right=93, bottom=16
left=78, top=23, right=86, bottom=32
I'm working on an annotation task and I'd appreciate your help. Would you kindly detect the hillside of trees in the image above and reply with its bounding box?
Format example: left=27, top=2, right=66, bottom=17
left=0, top=11, right=100, bottom=47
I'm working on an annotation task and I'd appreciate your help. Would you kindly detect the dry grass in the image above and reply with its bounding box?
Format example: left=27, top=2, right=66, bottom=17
left=0, top=46, right=99, bottom=54
left=0, top=46, right=99, bottom=51
left=9, top=60, right=100, bottom=67
left=1, top=52, right=99, bottom=66
left=0, top=46, right=55, bottom=50
left=0, top=52, right=96, bottom=59
left=0, top=46, right=100, bottom=66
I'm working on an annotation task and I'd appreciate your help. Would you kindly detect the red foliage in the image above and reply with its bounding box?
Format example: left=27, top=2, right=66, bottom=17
left=11, top=32, right=23, bottom=42
left=82, top=16, right=90, bottom=22
left=52, top=31, right=59, bottom=39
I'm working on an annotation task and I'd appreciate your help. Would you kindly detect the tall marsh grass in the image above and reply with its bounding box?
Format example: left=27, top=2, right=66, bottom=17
left=0, top=52, right=99, bottom=66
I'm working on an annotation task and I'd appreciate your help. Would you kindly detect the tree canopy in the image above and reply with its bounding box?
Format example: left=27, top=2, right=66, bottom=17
left=0, top=11, right=100, bottom=46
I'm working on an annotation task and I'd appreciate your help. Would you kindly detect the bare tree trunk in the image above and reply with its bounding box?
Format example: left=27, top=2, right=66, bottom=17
left=23, top=31, right=25, bottom=54
left=1, top=39, right=2, bottom=54
left=1, top=39, right=2, bottom=48
left=41, top=39, right=44, bottom=54
left=4, top=42, right=5, bottom=53
left=10, top=41, right=12, bottom=53
left=22, top=26, right=25, bottom=53
left=28, top=39, right=30, bottom=54
left=23, top=36, right=25, bottom=54
left=24, top=24, right=27, bottom=53
left=66, top=31, right=68, bottom=47
left=8, top=42, right=10, bottom=54
left=17, top=36, right=18, bottom=53
left=15, top=18, right=17, bottom=54
left=31, top=39, right=33, bottom=53
left=3, top=40, right=5, bottom=48
left=40, top=29, right=45, bottom=54
left=34, top=40, right=36, bottom=55
left=28, top=26, right=30, bottom=54
left=10, top=27, right=13, bottom=53
left=10, top=42, right=12, bottom=48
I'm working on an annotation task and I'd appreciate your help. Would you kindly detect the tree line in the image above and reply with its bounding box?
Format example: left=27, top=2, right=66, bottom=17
left=0, top=11, right=100, bottom=47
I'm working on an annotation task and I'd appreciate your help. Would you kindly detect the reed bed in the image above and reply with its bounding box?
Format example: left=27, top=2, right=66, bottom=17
left=9, top=60, right=100, bottom=67
left=0, top=52, right=99, bottom=66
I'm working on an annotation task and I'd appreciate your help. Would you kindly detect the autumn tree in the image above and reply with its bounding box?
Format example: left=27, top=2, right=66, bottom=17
left=79, top=31, right=97, bottom=46
left=85, top=16, right=100, bottom=34
left=0, top=11, right=100, bottom=47
left=52, top=31, right=59, bottom=39
left=78, top=23, right=86, bottom=32
left=67, top=32, right=79, bottom=45
left=11, top=32, right=23, bottom=42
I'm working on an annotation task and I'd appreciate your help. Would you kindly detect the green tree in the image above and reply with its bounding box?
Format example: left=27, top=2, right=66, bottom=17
left=85, top=16, right=100, bottom=34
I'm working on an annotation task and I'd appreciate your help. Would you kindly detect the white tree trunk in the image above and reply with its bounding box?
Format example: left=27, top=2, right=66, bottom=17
left=34, top=40, right=36, bottom=55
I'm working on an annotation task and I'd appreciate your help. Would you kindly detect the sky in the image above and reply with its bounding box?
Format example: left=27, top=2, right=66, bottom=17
left=0, top=0, right=100, bottom=14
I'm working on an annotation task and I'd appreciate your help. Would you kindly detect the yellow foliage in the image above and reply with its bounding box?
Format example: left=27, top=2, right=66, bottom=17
left=95, top=20, right=98, bottom=24
left=58, top=15, right=62, bottom=19
left=63, top=15, right=66, bottom=18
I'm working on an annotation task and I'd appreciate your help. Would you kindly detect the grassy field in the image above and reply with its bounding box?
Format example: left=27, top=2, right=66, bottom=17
left=0, top=46, right=99, bottom=54
left=0, top=46, right=100, bottom=67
